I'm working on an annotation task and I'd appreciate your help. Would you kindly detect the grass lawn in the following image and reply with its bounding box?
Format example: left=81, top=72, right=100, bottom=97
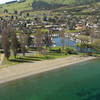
left=9, top=52, right=71, bottom=63
left=0, top=51, right=71, bottom=69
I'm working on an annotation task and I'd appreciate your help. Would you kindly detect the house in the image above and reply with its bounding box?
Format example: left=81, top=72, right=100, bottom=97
left=75, top=24, right=85, bottom=31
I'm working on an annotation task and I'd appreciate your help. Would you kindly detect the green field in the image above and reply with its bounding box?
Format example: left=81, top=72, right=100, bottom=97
left=0, top=0, right=99, bottom=13
left=0, top=0, right=33, bottom=13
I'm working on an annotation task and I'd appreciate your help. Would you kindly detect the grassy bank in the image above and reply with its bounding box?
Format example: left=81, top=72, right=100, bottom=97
left=0, top=48, right=71, bottom=69
left=0, top=46, right=99, bottom=69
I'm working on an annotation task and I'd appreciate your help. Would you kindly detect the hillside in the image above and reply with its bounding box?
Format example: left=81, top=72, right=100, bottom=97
left=0, top=0, right=33, bottom=13
left=0, top=0, right=100, bottom=13
left=35, top=0, right=96, bottom=5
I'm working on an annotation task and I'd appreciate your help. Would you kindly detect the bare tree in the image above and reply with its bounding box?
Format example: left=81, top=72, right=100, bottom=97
left=60, top=30, right=65, bottom=50
left=35, top=29, right=43, bottom=52
left=43, top=31, right=52, bottom=49
left=20, top=34, right=26, bottom=56
left=2, top=28, right=10, bottom=59
left=77, top=35, right=90, bottom=53
left=92, top=39, right=100, bottom=52
left=10, top=27, right=17, bottom=58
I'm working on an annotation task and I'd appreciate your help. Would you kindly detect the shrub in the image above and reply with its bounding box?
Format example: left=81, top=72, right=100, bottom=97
left=65, top=47, right=77, bottom=54
left=87, top=52, right=93, bottom=56
left=50, top=48, right=61, bottom=53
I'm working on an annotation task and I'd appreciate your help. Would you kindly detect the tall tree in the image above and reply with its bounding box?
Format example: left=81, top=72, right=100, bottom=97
left=92, top=39, right=100, bottom=52
left=10, top=27, right=17, bottom=58
left=2, top=28, right=10, bottom=59
left=60, top=30, right=65, bottom=50
left=43, top=31, right=52, bottom=49
left=77, top=35, right=90, bottom=53
left=35, top=29, right=43, bottom=52
left=20, top=34, right=26, bottom=56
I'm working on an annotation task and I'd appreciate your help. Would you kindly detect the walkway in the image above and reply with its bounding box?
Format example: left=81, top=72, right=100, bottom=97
left=0, top=55, right=95, bottom=84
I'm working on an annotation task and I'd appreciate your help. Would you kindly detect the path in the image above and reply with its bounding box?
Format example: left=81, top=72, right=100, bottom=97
left=0, top=55, right=95, bottom=84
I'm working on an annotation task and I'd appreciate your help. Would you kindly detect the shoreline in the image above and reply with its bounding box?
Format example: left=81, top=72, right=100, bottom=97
left=0, top=55, right=96, bottom=85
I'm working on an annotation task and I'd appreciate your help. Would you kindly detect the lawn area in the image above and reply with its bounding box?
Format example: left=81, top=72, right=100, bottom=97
left=0, top=50, right=71, bottom=69
left=9, top=52, right=70, bottom=63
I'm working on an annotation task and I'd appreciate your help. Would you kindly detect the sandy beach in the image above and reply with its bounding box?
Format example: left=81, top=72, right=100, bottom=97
left=0, top=55, right=96, bottom=84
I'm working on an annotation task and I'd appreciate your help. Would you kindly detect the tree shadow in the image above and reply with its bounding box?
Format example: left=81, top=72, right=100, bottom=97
left=9, top=57, right=41, bottom=63
left=9, top=56, right=54, bottom=63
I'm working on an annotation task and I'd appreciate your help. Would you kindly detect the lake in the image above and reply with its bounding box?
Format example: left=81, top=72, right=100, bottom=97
left=52, top=36, right=75, bottom=47
left=53, top=36, right=92, bottom=52
left=0, top=59, right=100, bottom=100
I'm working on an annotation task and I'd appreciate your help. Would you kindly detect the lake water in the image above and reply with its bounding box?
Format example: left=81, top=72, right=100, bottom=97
left=0, top=59, right=100, bottom=100
left=53, top=36, right=92, bottom=52
left=52, top=36, right=75, bottom=47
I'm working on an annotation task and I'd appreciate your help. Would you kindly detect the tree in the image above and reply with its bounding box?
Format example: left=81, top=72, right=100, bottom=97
left=34, top=29, right=43, bottom=52
left=43, top=16, right=47, bottom=21
left=24, top=34, right=32, bottom=47
left=77, top=35, right=90, bottom=53
left=4, top=9, right=8, bottom=13
left=2, top=28, right=10, bottom=59
left=14, top=10, right=18, bottom=15
left=89, top=27, right=96, bottom=42
left=10, top=27, right=17, bottom=58
left=19, top=11, right=23, bottom=16
left=20, top=34, right=26, bottom=56
left=59, top=30, right=65, bottom=50
left=26, top=13, right=30, bottom=17
left=11, top=15, right=14, bottom=20
left=92, top=39, right=100, bottom=52
left=43, top=31, right=52, bottom=49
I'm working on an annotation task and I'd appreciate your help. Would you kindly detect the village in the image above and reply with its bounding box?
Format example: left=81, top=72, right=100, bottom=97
left=0, top=0, right=100, bottom=67
left=0, top=1, right=100, bottom=100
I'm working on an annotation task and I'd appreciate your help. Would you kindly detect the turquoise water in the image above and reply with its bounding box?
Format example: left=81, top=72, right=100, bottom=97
left=0, top=59, right=100, bottom=100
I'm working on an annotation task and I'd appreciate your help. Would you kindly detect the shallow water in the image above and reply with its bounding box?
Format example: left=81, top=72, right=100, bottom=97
left=0, top=59, right=100, bottom=100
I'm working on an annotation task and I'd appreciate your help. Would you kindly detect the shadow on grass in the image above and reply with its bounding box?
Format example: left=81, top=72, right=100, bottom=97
left=9, top=56, right=55, bottom=63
